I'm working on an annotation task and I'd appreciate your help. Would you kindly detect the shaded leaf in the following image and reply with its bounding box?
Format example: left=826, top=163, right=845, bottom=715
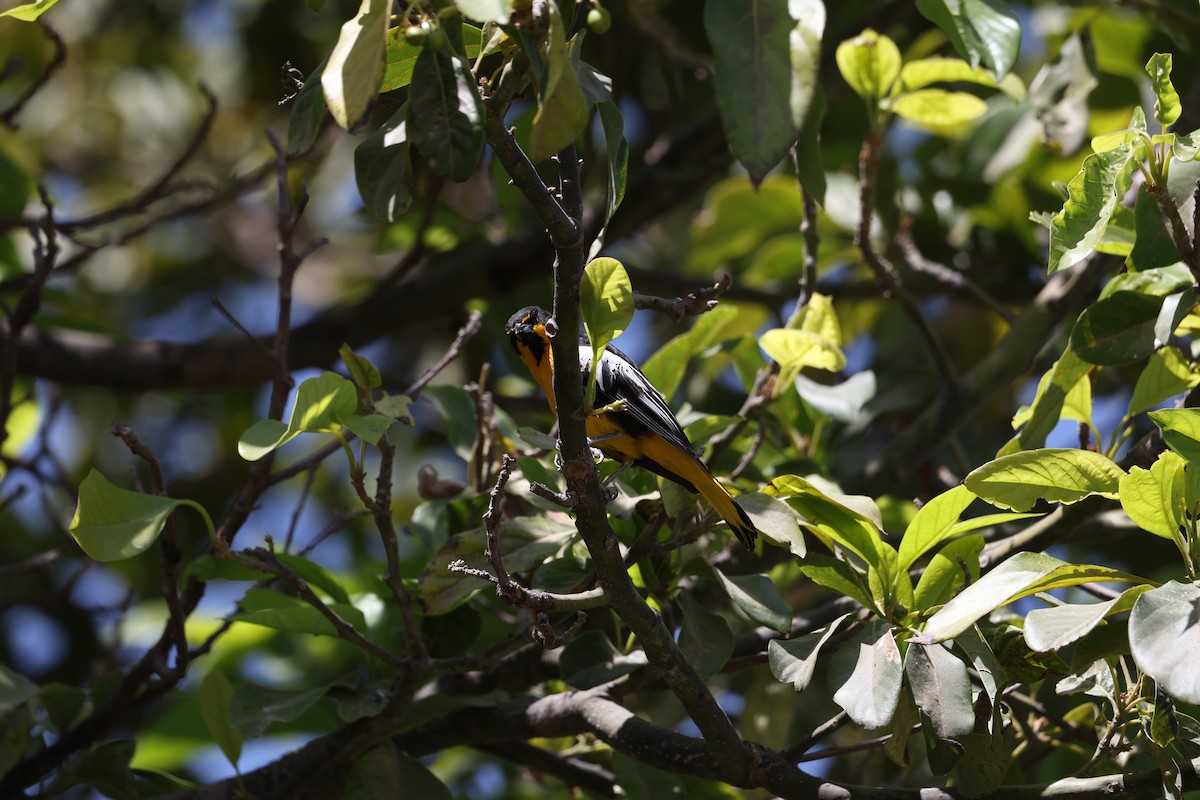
left=527, top=8, right=588, bottom=163
left=198, top=670, right=242, bottom=767
left=1024, top=586, right=1148, bottom=652
left=677, top=590, right=735, bottom=678
left=288, top=57, right=329, bottom=156
left=915, top=0, right=1020, bottom=78
left=715, top=570, right=792, bottom=632
left=559, top=630, right=648, bottom=689
left=706, top=0, right=822, bottom=184
left=768, top=613, right=852, bottom=691
left=354, top=105, right=413, bottom=222
left=830, top=620, right=903, bottom=729
left=905, top=642, right=974, bottom=740
left=70, top=470, right=196, bottom=563
left=408, top=49, right=485, bottom=181
left=1130, top=347, right=1200, bottom=416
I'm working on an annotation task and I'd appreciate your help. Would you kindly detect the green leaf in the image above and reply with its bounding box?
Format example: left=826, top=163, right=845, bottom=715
left=1048, top=146, right=1139, bottom=273
left=1007, top=351, right=1092, bottom=451
left=408, top=49, right=485, bottom=181
left=321, top=0, right=389, bottom=133
left=759, top=328, right=845, bottom=388
left=1024, top=586, right=1149, bottom=652
left=288, top=57, right=329, bottom=156
left=238, top=372, right=358, bottom=460
left=339, top=344, right=382, bottom=392
left=898, top=57, right=1003, bottom=93
left=454, top=0, right=510, bottom=24
left=913, top=534, right=984, bottom=612
left=905, top=642, right=974, bottom=740
left=830, top=620, right=903, bottom=729
left=1173, top=129, right=1200, bottom=162
left=580, top=257, right=633, bottom=357
left=0, top=664, right=38, bottom=716
left=795, top=370, right=876, bottom=425
left=1120, top=450, right=1186, bottom=540
left=381, top=24, right=483, bottom=93
left=898, top=485, right=975, bottom=572
left=1131, top=347, right=1200, bottom=416
left=836, top=28, right=901, bottom=101
left=1130, top=581, right=1200, bottom=704
left=1131, top=186, right=1184, bottom=270
left=706, top=0, right=823, bottom=184
left=1069, top=290, right=1174, bottom=366
left=0, top=0, right=60, bottom=21
left=799, top=553, right=875, bottom=609
left=198, top=670, right=242, bottom=767
left=641, top=305, right=750, bottom=398
left=37, top=683, right=88, bottom=735
left=768, top=476, right=883, bottom=571
left=915, top=0, right=1020, bottom=78
left=795, top=87, right=827, bottom=202
left=677, top=590, right=735, bottom=678
left=275, top=553, right=351, bottom=604
left=1146, top=53, right=1182, bottom=128
left=596, top=101, right=628, bottom=239
left=964, top=448, right=1123, bottom=512
left=231, top=587, right=367, bottom=636
left=919, top=552, right=1149, bottom=643
left=527, top=7, right=589, bottom=163
left=891, top=89, right=988, bottom=129
left=340, top=413, right=393, bottom=445
left=714, top=571, right=791, bottom=633
left=738, top=492, right=805, bottom=557
left=953, top=728, right=1010, bottom=799
left=229, top=683, right=329, bottom=739
left=70, top=470, right=197, bottom=563
left=354, top=105, right=413, bottom=222
left=768, top=613, right=852, bottom=692
left=424, top=385, right=479, bottom=461
left=1150, top=409, right=1200, bottom=465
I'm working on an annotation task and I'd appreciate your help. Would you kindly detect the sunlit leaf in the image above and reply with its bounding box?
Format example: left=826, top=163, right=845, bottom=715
left=891, top=89, right=988, bottom=129
left=0, top=0, right=61, bottom=21
left=1145, top=53, right=1181, bottom=128
left=70, top=470, right=210, bottom=562
left=321, top=0, right=389, bottom=132
left=1048, top=146, right=1139, bottom=273
left=919, top=551, right=1149, bottom=643
left=836, top=28, right=901, bottom=101
left=1150, top=408, right=1200, bottom=465
left=897, top=485, right=974, bottom=571
left=1024, top=586, right=1148, bottom=652
left=1120, top=450, right=1186, bottom=540
left=964, top=448, right=1123, bottom=511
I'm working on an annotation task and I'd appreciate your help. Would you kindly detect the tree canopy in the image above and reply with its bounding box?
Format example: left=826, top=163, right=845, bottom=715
left=2, top=0, right=1200, bottom=798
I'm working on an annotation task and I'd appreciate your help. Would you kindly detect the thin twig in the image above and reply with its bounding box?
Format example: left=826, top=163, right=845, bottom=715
left=633, top=273, right=733, bottom=321
left=856, top=137, right=957, bottom=384
left=403, top=310, right=484, bottom=399
left=0, top=23, right=66, bottom=130
left=895, top=220, right=1015, bottom=323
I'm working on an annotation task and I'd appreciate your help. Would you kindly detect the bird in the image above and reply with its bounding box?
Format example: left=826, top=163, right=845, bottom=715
left=505, top=305, right=758, bottom=549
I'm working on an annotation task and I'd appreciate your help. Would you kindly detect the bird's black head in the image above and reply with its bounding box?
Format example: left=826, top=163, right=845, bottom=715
left=505, top=305, right=553, bottom=363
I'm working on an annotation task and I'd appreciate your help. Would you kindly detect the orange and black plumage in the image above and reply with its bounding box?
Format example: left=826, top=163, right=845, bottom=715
left=505, top=305, right=758, bottom=549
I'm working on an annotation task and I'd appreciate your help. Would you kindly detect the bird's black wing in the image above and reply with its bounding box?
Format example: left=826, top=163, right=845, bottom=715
left=589, top=344, right=696, bottom=456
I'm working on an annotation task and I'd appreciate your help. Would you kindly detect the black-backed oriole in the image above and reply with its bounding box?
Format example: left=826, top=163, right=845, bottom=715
left=505, top=306, right=758, bottom=549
